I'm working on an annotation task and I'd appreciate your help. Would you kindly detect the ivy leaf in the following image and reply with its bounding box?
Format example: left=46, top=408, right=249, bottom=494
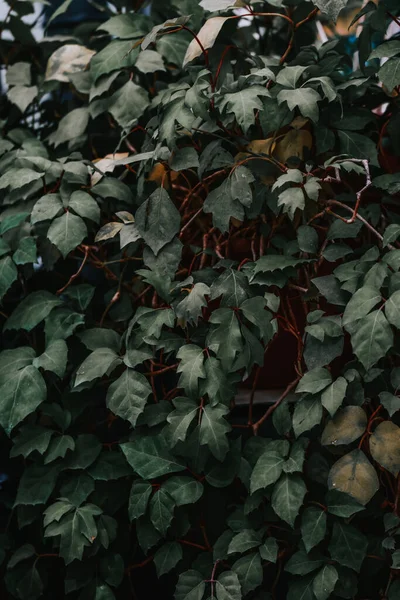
left=44, top=503, right=103, bottom=564
left=175, top=283, right=210, bottom=325
left=313, top=565, right=339, bottom=600
left=199, top=405, right=231, bottom=461
left=0, top=366, right=46, bottom=434
left=75, top=348, right=121, bottom=387
left=163, top=477, right=203, bottom=506
left=370, top=421, right=400, bottom=476
left=5, top=291, right=62, bottom=332
left=231, top=553, right=262, bottom=596
left=166, top=398, right=199, bottom=446
left=285, top=550, right=323, bottom=575
left=228, top=530, right=261, bottom=555
left=207, top=309, right=243, bottom=370
left=351, top=310, right=393, bottom=370
left=301, top=507, right=327, bottom=553
left=135, top=188, right=180, bottom=255
left=10, top=425, right=53, bottom=459
left=292, top=396, right=323, bottom=437
left=378, top=58, right=400, bottom=93
left=176, top=345, right=206, bottom=397
left=149, top=488, right=175, bottom=536
left=321, top=377, right=348, bottom=417
left=33, top=339, right=68, bottom=378
left=278, top=88, right=321, bottom=122
left=210, top=269, right=250, bottom=307
left=13, top=237, right=37, bottom=265
left=259, top=538, right=278, bottom=563
left=68, top=191, right=100, bottom=224
left=216, top=571, right=241, bottom=600
left=106, top=369, right=152, bottom=427
left=342, top=285, right=381, bottom=329
left=204, top=166, right=254, bottom=232
left=44, top=435, right=75, bottom=464
left=0, top=256, right=18, bottom=300
left=154, top=542, right=182, bottom=577
left=322, top=406, right=366, bottom=446
left=385, top=290, right=400, bottom=329
left=271, top=474, right=306, bottom=527
left=121, top=436, right=185, bottom=479
left=15, top=464, right=60, bottom=505
left=250, top=451, right=286, bottom=494
left=108, top=80, right=149, bottom=127
left=175, top=570, right=205, bottom=600
left=328, top=522, right=367, bottom=572
left=296, top=368, right=332, bottom=394
left=47, top=212, right=87, bottom=258
left=328, top=449, right=379, bottom=505
left=129, top=482, right=152, bottom=521
left=218, top=86, right=270, bottom=133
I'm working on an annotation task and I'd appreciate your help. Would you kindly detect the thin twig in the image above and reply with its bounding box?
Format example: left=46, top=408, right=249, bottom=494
left=252, top=377, right=300, bottom=435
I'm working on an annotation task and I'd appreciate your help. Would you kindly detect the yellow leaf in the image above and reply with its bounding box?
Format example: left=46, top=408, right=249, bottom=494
left=370, top=421, right=400, bottom=476
left=328, top=449, right=379, bottom=505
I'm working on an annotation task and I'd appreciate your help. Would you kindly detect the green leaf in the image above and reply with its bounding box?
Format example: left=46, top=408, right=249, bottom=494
left=0, top=256, right=17, bottom=300
left=351, top=310, right=393, bottom=369
left=228, top=529, right=261, bottom=555
left=204, top=166, right=254, bottom=233
left=287, top=577, right=314, bottom=600
left=44, top=502, right=102, bottom=564
left=46, top=0, right=73, bottom=26
left=121, top=436, right=185, bottom=479
left=45, top=308, right=84, bottom=344
left=163, top=476, right=203, bottom=507
left=47, top=212, right=87, bottom=258
left=259, top=538, right=278, bottom=563
left=75, top=348, right=121, bottom=387
left=175, top=283, right=210, bottom=325
left=63, top=284, right=95, bottom=311
left=88, top=451, right=130, bottom=480
left=297, top=225, right=318, bottom=253
left=5, top=291, right=62, bottom=332
left=13, top=237, right=37, bottom=265
left=15, top=464, right=60, bottom=505
left=90, top=41, right=139, bottom=81
left=271, top=474, right=306, bottom=527
left=175, top=570, right=205, bottom=600
left=108, top=80, right=149, bottom=128
left=301, top=507, right=327, bottom=553
left=278, top=88, right=321, bottom=122
left=218, top=86, right=270, bottom=133
left=44, top=435, right=75, bottom=464
left=378, top=58, right=400, bottom=93
left=48, top=108, right=89, bottom=148
left=328, top=522, right=367, bottom=572
left=325, top=490, right=364, bottom=518
left=296, top=368, right=332, bottom=394
left=231, top=553, right=262, bottom=596
left=33, top=339, right=68, bottom=378
left=385, top=290, right=400, bottom=329
left=328, top=449, right=379, bottom=505
left=199, top=404, right=231, bottom=461
left=0, top=168, right=44, bottom=191
left=177, top=345, right=206, bottom=397
left=10, top=425, right=53, bottom=459
left=250, top=451, right=286, bottom=494
left=342, top=285, right=381, bottom=329
left=321, top=377, right=348, bottom=417
left=0, top=366, right=46, bottom=434
left=68, top=191, right=100, bottom=224
left=313, top=565, right=338, bottom=600
left=129, top=481, right=152, bottom=521
left=63, top=434, right=100, bottom=471
left=285, top=550, right=323, bottom=575
left=154, top=542, right=182, bottom=577
left=379, top=391, right=400, bottom=417
left=293, top=396, right=323, bottom=437
left=60, top=473, right=95, bottom=507
left=210, top=269, right=250, bottom=307
left=216, top=571, right=241, bottom=600
left=149, top=488, right=175, bottom=536
left=166, top=397, right=199, bottom=446
left=135, top=188, right=180, bottom=255
left=338, top=130, right=378, bottom=166
left=106, top=369, right=151, bottom=426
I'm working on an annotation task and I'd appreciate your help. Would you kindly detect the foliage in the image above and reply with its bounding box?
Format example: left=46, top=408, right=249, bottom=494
left=1, top=0, right=400, bottom=598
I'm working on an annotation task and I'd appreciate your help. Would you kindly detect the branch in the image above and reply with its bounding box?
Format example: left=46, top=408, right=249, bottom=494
left=252, top=377, right=300, bottom=435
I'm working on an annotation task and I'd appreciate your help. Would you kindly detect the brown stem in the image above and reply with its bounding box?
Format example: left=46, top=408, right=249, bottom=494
left=252, top=377, right=300, bottom=435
